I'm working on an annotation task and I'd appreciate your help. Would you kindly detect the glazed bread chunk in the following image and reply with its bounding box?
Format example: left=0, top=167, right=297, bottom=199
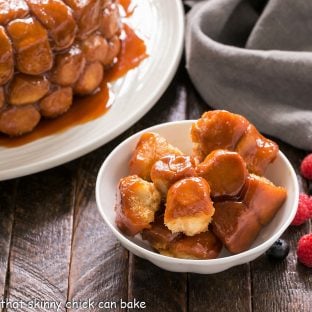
left=25, top=0, right=77, bottom=50
left=165, top=177, right=215, bottom=236
left=0, top=0, right=29, bottom=25
left=129, top=132, right=183, bottom=181
left=80, top=34, right=109, bottom=64
left=63, top=0, right=102, bottom=39
left=212, top=201, right=261, bottom=254
left=51, top=45, right=86, bottom=86
left=163, top=231, right=222, bottom=260
left=212, top=176, right=286, bottom=253
left=116, top=175, right=161, bottom=236
left=0, top=105, right=40, bottom=136
left=142, top=214, right=180, bottom=252
left=9, top=74, right=50, bottom=105
left=103, top=35, right=121, bottom=66
left=242, top=174, right=287, bottom=225
left=151, top=155, right=197, bottom=197
left=100, top=2, right=121, bottom=39
left=0, top=26, right=14, bottom=85
left=39, top=87, right=73, bottom=118
left=7, top=17, right=53, bottom=75
left=196, top=149, right=248, bottom=198
left=191, top=110, right=249, bottom=162
left=0, top=87, right=4, bottom=109
left=235, top=124, right=279, bottom=175
left=142, top=215, right=222, bottom=259
left=74, top=61, right=104, bottom=95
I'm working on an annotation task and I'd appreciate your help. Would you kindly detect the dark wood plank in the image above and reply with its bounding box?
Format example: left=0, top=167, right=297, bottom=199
left=4, top=168, right=75, bottom=312
left=251, top=144, right=312, bottom=312
left=188, top=265, right=251, bottom=312
left=67, top=148, right=128, bottom=312
left=251, top=226, right=312, bottom=312
left=128, top=255, right=187, bottom=312
left=129, top=65, right=190, bottom=133
left=0, top=181, right=17, bottom=303
left=128, top=64, right=188, bottom=312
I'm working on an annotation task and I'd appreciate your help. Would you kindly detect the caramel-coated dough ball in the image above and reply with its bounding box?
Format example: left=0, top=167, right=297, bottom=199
left=7, top=17, right=53, bottom=75
left=242, top=174, right=287, bottom=225
left=116, top=175, right=161, bottom=236
left=142, top=214, right=180, bottom=252
left=40, top=87, right=73, bottom=118
left=235, top=124, right=279, bottom=176
left=163, top=231, right=222, bottom=260
left=0, top=87, right=5, bottom=109
left=0, top=106, right=40, bottom=136
left=212, top=201, right=261, bottom=254
left=191, top=110, right=249, bottom=162
left=165, top=177, right=214, bottom=236
left=9, top=74, right=50, bottom=106
left=196, top=149, right=248, bottom=198
left=0, top=26, right=14, bottom=85
left=151, top=155, right=196, bottom=197
left=212, top=176, right=286, bottom=254
left=129, top=132, right=183, bottom=181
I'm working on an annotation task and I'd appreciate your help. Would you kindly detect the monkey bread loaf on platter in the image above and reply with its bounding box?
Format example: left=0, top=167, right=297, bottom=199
left=0, top=0, right=122, bottom=136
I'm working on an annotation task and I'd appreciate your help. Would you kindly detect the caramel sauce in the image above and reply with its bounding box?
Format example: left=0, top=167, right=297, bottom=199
left=106, top=24, right=148, bottom=81
left=119, top=0, right=136, bottom=17
left=0, top=23, right=148, bottom=148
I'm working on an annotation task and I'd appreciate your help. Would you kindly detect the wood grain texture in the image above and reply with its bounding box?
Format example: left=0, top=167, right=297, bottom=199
left=129, top=65, right=190, bottom=133
left=128, top=255, right=187, bottom=312
left=5, top=168, right=75, bottom=312
left=0, top=181, right=17, bottom=302
left=67, top=147, right=128, bottom=312
left=188, top=265, right=251, bottom=312
left=251, top=226, right=312, bottom=312
left=251, top=143, right=312, bottom=312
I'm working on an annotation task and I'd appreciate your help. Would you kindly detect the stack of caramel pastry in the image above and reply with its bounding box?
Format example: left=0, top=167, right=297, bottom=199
left=0, top=0, right=122, bottom=136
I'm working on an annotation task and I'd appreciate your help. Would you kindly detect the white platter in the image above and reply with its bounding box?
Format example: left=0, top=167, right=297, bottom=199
left=0, top=0, right=184, bottom=181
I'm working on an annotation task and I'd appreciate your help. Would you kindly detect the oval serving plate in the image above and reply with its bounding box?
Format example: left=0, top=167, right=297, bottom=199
left=0, top=0, right=184, bottom=181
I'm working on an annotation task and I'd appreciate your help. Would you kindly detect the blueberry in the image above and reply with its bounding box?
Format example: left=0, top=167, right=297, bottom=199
left=266, top=239, right=289, bottom=261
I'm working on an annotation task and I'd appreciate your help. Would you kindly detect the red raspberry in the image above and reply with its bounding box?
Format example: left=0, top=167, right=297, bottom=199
left=291, top=193, right=312, bottom=226
left=297, top=233, right=312, bottom=268
left=301, top=154, right=312, bottom=180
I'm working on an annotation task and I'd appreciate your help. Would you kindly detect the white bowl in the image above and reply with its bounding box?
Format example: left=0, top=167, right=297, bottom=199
left=95, top=120, right=299, bottom=274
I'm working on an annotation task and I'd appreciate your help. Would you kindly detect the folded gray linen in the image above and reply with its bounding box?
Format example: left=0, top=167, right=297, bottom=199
left=186, top=0, right=312, bottom=150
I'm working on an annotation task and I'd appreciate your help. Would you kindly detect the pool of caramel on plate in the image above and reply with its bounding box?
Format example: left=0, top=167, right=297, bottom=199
left=0, top=16, right=147, bottom=148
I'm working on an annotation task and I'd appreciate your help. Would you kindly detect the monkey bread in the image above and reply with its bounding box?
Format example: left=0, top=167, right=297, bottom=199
left=0, top=0, right=122, bottom=136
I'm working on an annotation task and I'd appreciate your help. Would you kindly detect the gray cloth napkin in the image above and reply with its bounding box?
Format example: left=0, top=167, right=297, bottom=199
left=186, top=0, right=312, bottom=150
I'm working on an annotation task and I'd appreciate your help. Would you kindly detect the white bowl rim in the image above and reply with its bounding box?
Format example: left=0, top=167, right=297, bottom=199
left=96, top=120, right=299, bottom=266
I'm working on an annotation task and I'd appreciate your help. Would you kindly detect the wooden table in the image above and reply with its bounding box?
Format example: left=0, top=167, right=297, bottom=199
left=0, top=59, right=311, bottom=312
